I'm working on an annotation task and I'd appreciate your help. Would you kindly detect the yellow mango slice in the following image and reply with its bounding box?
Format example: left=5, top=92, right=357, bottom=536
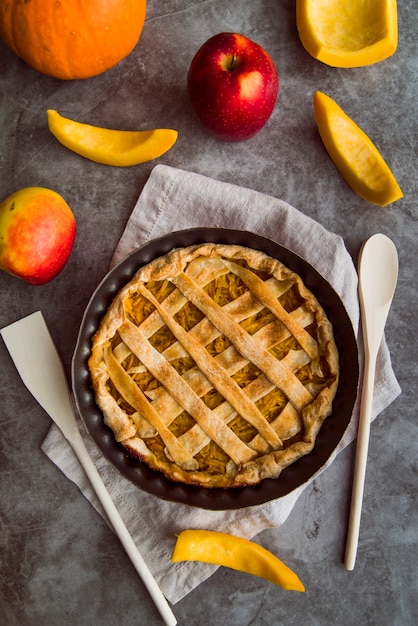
left=171, top=529, right=305, bottom=592
left=313, top=91, right=403, bottom=206
left=296, top=0, right=398, bottom=67
left=47, top=110, right=178, bottom=167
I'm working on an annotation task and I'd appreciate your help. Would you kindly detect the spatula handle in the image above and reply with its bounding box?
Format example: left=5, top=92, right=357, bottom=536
left=69, top=428, right=177, bottom=626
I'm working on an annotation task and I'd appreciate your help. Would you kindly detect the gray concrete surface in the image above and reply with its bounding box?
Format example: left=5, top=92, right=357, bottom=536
left=0, top=1, right=417, bottom=624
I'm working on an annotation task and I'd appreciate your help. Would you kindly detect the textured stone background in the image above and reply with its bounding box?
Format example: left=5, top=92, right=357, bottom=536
left=0, top=1, right=416, bottom=624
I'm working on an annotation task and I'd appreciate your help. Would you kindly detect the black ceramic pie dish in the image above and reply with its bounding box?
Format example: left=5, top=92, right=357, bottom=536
left=72, top=228, right=359, bottom=510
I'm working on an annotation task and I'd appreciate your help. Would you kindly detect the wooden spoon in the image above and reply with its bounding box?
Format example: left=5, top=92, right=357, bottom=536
left=345, top=234, right=398, bottom=570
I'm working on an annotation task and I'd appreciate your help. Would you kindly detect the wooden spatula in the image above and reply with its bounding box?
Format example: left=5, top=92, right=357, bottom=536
left=1, top=311, right=176, bottom=626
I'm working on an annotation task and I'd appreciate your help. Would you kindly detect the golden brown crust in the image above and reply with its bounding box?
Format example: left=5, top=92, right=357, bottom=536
left=88, top=243, right=339, bottom=488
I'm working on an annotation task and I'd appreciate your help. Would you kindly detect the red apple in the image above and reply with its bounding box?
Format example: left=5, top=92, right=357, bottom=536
left=0, top=187, right=76, bottom=285
left=187, top=32, right=279, bottom=142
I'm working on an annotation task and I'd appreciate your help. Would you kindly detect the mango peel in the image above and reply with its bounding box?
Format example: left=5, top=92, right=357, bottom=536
left=47, top=110, right=178, bottom=167
left=313, top=91, right=403, bottom=206
left=171, top=529, right=305, bottom=592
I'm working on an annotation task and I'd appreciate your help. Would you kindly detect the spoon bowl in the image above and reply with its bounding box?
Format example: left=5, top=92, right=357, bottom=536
left=359, top=233, right=399, bottom=316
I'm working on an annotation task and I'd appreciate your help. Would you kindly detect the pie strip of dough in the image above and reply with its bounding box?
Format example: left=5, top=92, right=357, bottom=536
left=160, top=276, right=291, bottom=362
left=144, top=305, right=314, bottom=414
left=222, top=260, right=319, bottom=359
left=121, top=276, right=294, bottom=373
left=172, top=272, right=314, bottom=410
left=135, top=257, right=229, bottom=339
left=178, top=349, right=311, bottom=456
left=104, top=344, right=199, bottom=471
left=139, top=284, right=283, bottom=450
left=118, top=319, right=256, bottom=466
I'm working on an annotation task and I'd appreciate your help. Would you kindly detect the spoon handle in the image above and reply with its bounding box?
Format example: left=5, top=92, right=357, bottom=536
left=344, top=348, right=376, bottom=571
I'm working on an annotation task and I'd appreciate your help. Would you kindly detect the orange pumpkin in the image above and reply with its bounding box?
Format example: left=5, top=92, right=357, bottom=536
left=0, top=0, right=147, bottom=80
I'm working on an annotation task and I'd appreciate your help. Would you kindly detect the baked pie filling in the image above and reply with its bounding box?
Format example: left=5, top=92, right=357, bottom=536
left=89, top=243, right=339, bottom=488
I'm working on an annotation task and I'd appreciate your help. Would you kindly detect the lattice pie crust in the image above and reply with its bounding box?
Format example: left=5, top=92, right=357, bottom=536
left=89, top=243, right=339, bottom=488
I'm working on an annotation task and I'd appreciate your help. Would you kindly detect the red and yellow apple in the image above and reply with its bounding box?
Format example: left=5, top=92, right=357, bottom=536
left=187, top=32, right=279, bottom=142
left=0, top=187, right=76, bottom=285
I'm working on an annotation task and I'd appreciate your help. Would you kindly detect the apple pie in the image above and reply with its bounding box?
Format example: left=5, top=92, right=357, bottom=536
left=88, top=243, right=339, bottom=488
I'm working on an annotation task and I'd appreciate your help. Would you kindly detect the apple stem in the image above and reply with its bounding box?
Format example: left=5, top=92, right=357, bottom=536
left=228, top=55, right=238, bottom=71
left=222, top=54, right=240, bottom=72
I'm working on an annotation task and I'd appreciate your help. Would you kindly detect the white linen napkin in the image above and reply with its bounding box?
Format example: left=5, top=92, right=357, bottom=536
left=42, top=165, right=401, bottom=604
